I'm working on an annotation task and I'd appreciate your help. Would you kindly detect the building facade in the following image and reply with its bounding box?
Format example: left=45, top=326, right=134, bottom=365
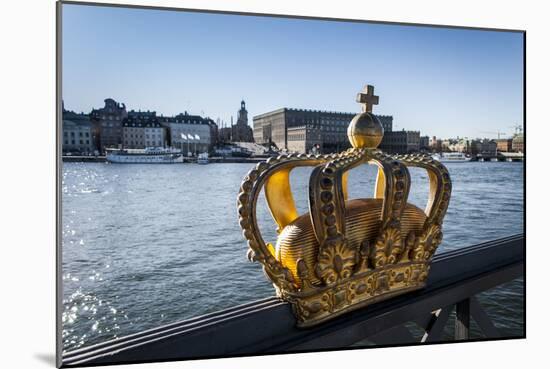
left=160, top=113, right=215, bottom=153
left=232, top=100, right=254, bottom=142
left=122, top=111, right=166, bottom=149
left=496, top=138, right=513, bottom=152
left=379, top=130, right=421, bottom=154
left=218, top=101, right=254, bottom=143
left=429, top=136, right=442, bottom=152
left=512, top=134, right=524, bottom=153
left=448, top=138, right=471, bottom=153
left=286, top=125, right=322, bottom=153
left=253, top=108, right=394, bottom=154
left=90, top=98, right=128, bottom=152
left=253, top=108, right=287, bottom=149
left=419, top=136, right=430, bottom=151
left=471, top=139, right=497, bottom=156
left=62, top=110, right=96, bottom=154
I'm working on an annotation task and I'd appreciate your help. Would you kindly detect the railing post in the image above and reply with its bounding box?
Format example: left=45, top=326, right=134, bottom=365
left=455, top=298, right=470, bottom=340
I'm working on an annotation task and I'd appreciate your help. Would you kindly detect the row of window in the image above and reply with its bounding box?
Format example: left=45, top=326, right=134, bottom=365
left=124, top=124, right=161, bottom=129
left=288, top=134, right=306, bottom=141
left=125, top=134, right=162, bottom=140
left=289, top=118, right=350, bottom=125
left=100, top=115, right=120, bottom=120
left=64, top=131, right=90, bottom=137
left=64, top=139, right=90, bottom=145
left=124, top=141, right=163, bottom=146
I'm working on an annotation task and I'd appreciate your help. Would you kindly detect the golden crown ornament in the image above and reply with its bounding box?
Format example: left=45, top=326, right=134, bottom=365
left=237, top=85, right=452, bottom=327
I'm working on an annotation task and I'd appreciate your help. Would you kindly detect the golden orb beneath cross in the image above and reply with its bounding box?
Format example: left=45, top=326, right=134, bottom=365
left=347, top=112, right=384, bottom=149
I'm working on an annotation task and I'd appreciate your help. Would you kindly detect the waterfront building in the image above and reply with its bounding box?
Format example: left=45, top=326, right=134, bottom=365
left=62, top=110, right=96, bottom=154
left=218, top=124, right=231, bottom=143
left=286, top=125, right=321, bottom=153
left=253, top=108, right=393, bottom=153
left=232, top=101, right=254, bottom=142
left=471, top=139, right=497, bottom=156
left=159, top=112, right=215, bottom=153
left=122, top=111, right=166, bottom=149
left=90, top=98, right=128, bottom=153
left=496, top=138, right=513, bottom=152
left=448, top=138, right=471, bottom=153
left=253, top=108, right=287, bottom=148
left=379, top=130, right=421, bottom=154
left=209, top=120, right=219, bottom=146
left=429, top=136, right=443, bottom=152
left=440, top=139, right=452, bottom=152
left=512, top=133, right=524, bottom=153
left=419, top=135, right=430, bottom=151
left=218, top=101, right=254, bottom=143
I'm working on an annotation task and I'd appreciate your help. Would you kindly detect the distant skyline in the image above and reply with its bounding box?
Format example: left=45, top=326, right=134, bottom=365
left=62, top=4, right=524, bottom=139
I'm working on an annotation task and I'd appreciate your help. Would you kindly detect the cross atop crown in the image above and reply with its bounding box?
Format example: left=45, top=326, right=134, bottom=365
left=356, top=84, right=379, bottom=113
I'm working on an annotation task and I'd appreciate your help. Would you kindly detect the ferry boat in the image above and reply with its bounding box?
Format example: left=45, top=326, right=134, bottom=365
left=432, top=152, right=471, bottom=163
left=106, top=147, right=182, bottom=164
left=197, top=152, right=209, bottom=165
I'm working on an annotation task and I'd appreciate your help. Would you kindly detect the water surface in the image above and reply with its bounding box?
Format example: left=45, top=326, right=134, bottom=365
left=61, top=161, right=524, bottom=350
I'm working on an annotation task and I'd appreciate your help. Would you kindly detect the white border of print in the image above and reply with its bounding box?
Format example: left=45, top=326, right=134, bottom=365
left=1, top=0, right=545, bottom=368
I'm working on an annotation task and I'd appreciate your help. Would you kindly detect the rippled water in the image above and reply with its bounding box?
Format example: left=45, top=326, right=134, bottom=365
left=61, top=161, right=524, bottom=351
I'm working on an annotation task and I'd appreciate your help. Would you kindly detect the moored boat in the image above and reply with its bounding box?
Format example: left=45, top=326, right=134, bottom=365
left=432, top=152, right=471, bottom=163
left=197, top=152, right=209, bottom=164
left=106, top=147, right=182, bottom=164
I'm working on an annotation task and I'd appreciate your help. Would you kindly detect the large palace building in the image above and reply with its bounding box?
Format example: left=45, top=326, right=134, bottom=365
left=253, top=108, right=395, bottom=154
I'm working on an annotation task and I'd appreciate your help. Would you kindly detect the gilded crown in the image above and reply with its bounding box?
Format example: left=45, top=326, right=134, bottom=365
left=237, top=85, right=452, bottom=327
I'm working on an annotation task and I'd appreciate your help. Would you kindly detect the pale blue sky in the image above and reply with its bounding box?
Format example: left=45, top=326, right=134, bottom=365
left=62, top=4, right=524, bottom=139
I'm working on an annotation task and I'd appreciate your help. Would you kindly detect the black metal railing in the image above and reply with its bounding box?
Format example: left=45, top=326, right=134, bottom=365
left=62, top=234, right=524, bottom=367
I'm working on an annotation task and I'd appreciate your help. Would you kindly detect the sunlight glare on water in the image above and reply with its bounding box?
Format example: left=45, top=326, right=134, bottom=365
left=62, top=161, right=524, bottom=351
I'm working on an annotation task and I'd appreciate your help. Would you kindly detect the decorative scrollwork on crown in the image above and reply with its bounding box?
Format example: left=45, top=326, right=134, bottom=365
left=237, top=85, right=452, bottom=326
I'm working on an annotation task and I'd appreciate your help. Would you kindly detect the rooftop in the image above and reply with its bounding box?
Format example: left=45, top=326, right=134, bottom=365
left=253, top=108, right=392, bottom=120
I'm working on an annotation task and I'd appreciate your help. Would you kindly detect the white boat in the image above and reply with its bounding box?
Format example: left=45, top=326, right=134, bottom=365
left=432, top=152, right=471, bottom=163
left=197, top=152, right=209, bottom=164
left=106, top=147, right=182, bottom=164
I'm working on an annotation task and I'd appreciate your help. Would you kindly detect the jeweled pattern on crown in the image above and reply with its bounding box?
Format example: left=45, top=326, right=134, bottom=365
left=237, top=85, right=452, bottom=326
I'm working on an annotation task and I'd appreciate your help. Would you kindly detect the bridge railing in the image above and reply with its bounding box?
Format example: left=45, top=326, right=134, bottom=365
left=62, top=234, right=524, bottom=367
